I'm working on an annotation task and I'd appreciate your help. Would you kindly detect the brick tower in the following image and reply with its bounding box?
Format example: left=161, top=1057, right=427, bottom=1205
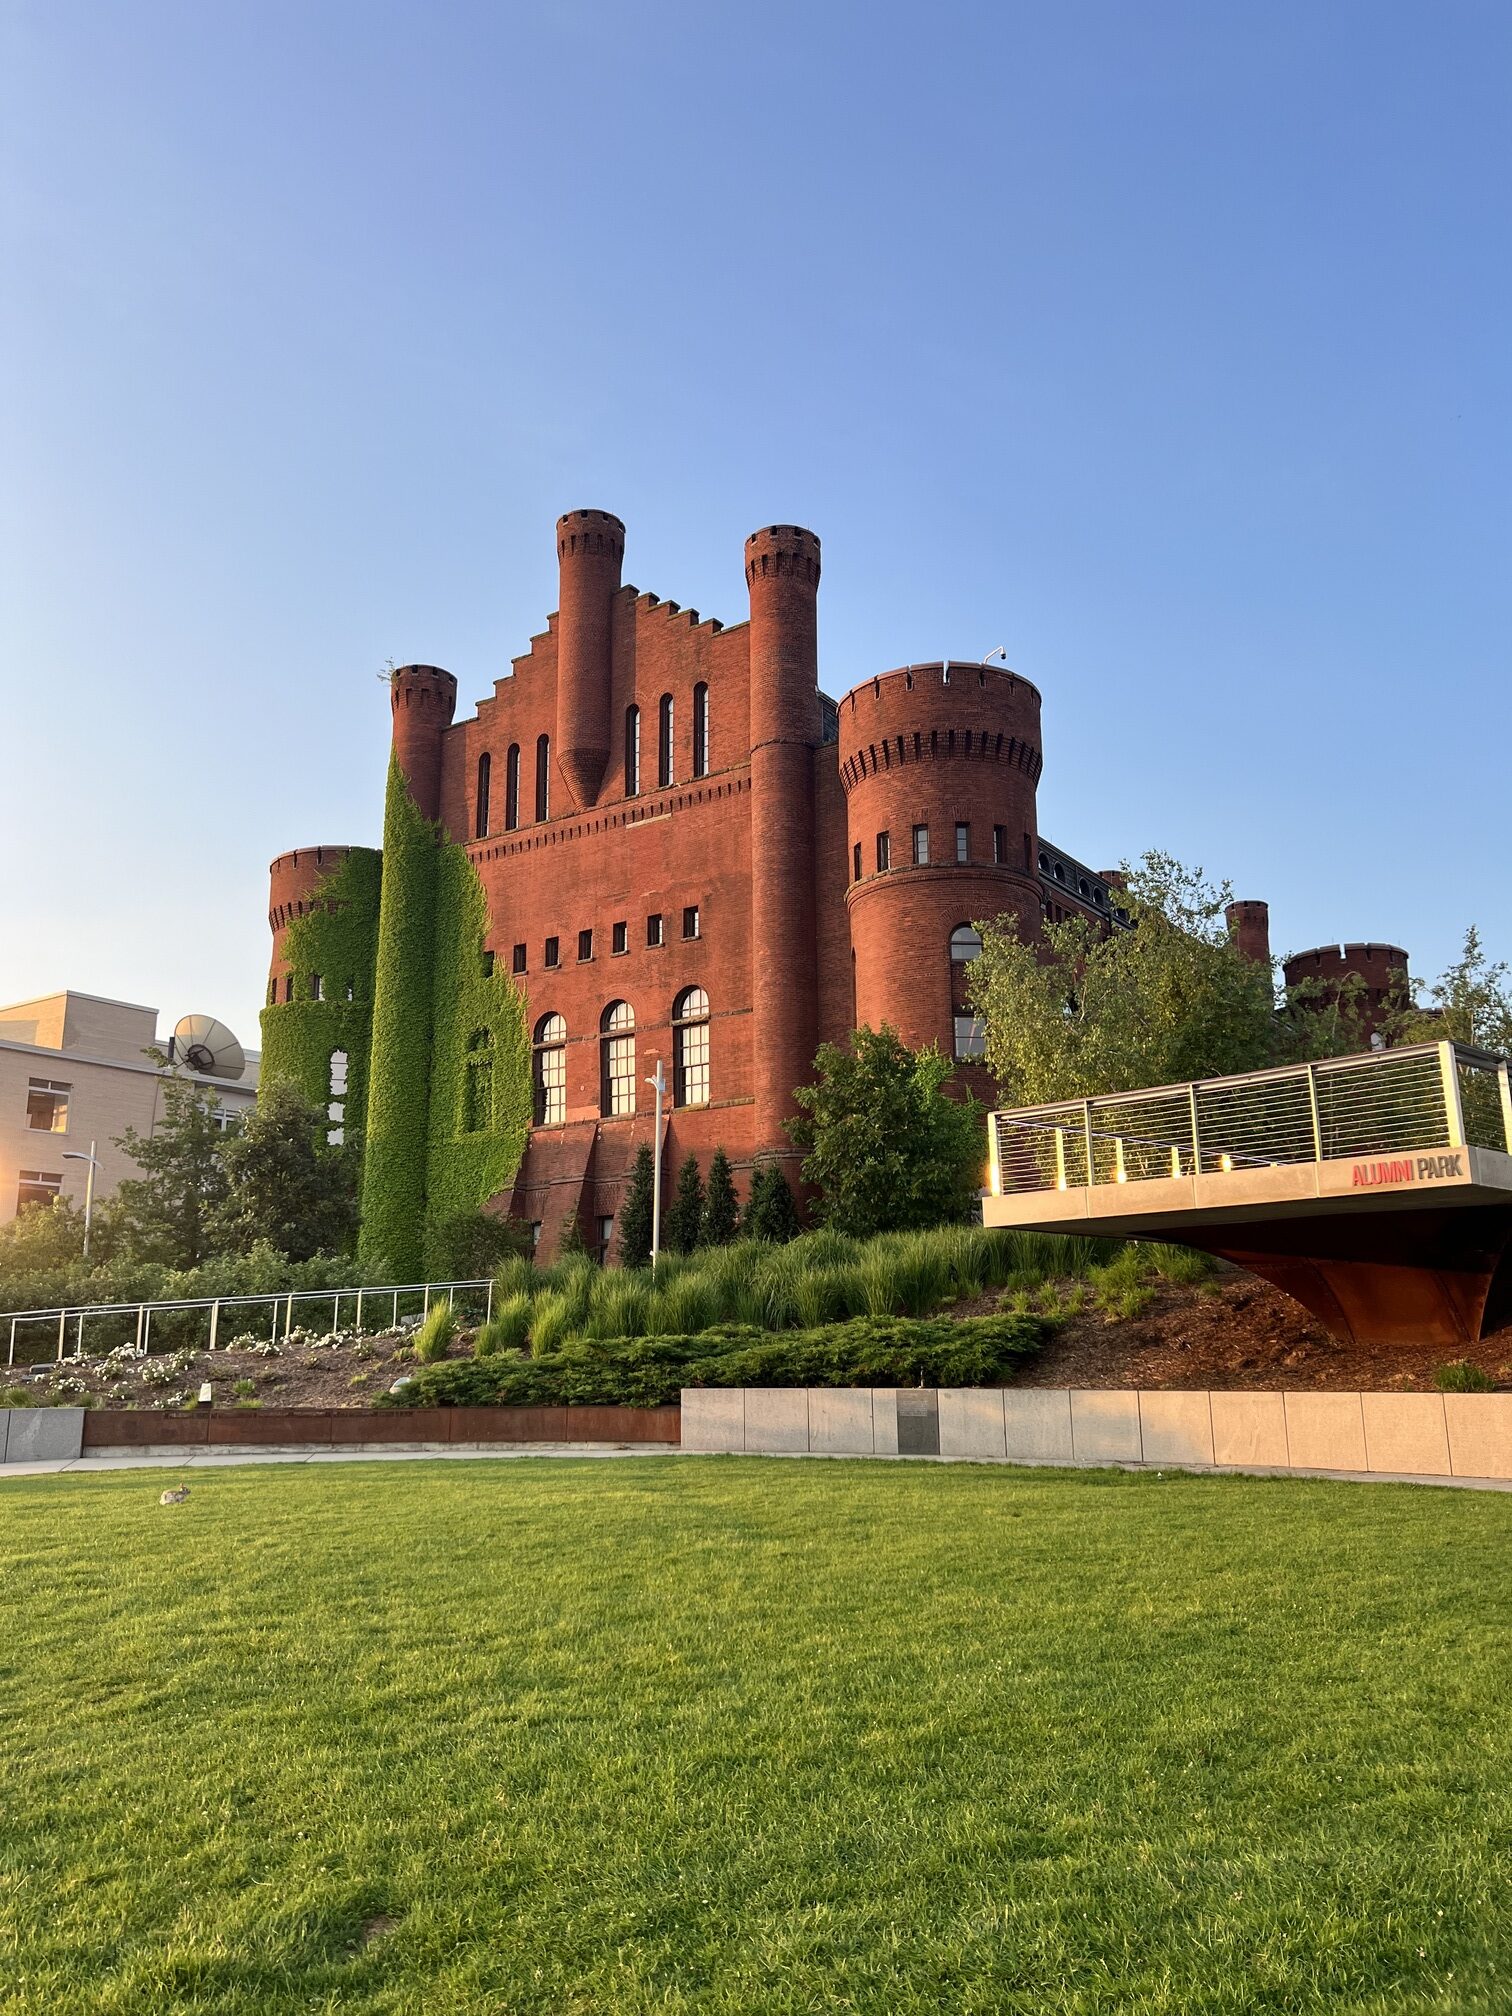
left=389, top=664, right=457, bottom=821
left=553, top=509, right=625, bottom=812
left=745, top=524, right=822, bottom=1173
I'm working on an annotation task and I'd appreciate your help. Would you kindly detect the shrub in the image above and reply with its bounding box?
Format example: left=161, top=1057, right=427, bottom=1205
left=617, top=1145, right=655, bottom=1269
left=702, top=1148, right=740, bottom=1246
left=527, top=1289, right=574, bottom=1359
left=665, top=1156, right=706, bottom=1255
left=382, top=1311, right=1050, bottom=1410
left=1434, top=1360, right=1495, bottom=1393
left=744, top=1164, right=800, bottom=1243
left=413, top=1298, right=459, bottom=1363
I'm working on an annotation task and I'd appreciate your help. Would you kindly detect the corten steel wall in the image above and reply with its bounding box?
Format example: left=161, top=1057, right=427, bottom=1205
left=839, top=663, right=1044, bottom=1097
left=390, top=664, right=458, bottom=821
left=76, top=1406, right=681, bottom=1451
left=267, top=844, right=356, bottom=990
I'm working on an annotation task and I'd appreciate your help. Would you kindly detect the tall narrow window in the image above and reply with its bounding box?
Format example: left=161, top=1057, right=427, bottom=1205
left=950, top=924, right=985, bottom=1059
left=673, top=987, right=710, bottom=1108
left=912, top=824, right=930, bottom=865
left=532, top=1013, right=567, bottom=1126
left=505, top=745, right=520, bottom=830
left=600, top=1001, right=636, bottom=1117
left=876, top=831, right=891, bottom=872
left=658, top=693, right=674, bottom=788
left=327, top=1048, right=348, bottom=1146
left=852, top=842, right=862, bottom=882
left=476, top=752, right=491, bottom=838
left=535, top=734, right=550, bottom=821
left=625, top=705, right=641, bottom=796
left=955, top=823, right=970, bottom=863
left=463, top=1030, right=493, bottom=1132
left=993, top=824, right=1006, bottom=865
left=692, top=682, right=709, bottom=778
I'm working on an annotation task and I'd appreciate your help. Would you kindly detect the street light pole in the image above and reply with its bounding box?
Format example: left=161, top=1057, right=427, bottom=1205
left=61, top=1140, right=101, bottom=1259
left=645, top=1058, right=666, bottom=1269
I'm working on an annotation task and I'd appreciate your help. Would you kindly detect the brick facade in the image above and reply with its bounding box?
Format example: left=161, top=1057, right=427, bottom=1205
left=266, top=508, right=1409, bottom=1258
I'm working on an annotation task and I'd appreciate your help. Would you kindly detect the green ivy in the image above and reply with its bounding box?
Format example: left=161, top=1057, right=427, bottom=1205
left=421, top=839, right=532, bottom=1273
left=258, top=846, right=382, bottom=1159
left=358, top=757, right=441, bottom=1275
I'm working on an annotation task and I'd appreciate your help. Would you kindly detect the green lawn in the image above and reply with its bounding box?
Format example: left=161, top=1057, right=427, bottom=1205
left=1, top=1459, right=1508, bottom=2014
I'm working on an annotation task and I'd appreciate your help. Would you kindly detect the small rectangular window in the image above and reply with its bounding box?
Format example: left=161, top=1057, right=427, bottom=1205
left=682, top=905, right=700, bottom=941
left=852, top=842, right=862, bottom=882
left=993, top=825, right=1006, bottom=865
left=912, top=824, right=929, bottom=866
left=284, top=976, right=294, bottom=1003
left=529, top=1221, right=543, bottom=1251
left=544, top=936, right=560, bottom=969
left=16, top=1169, right=63, bottom=1212
left=647, top=913, right=664, bottom=948
left=25, top=1080, right=70, bottom=1134
left=578, top=928, right=593, bottom=962
left=596, top=1214, right=615, bottom=1262
left=481, top=950, right=495, bottom=978
left=876, top=831, right=891, bottom=872
left=612, top=920, right=628, bottom=955
left=512, top=943, right=527, bottom=975
left=310, top=974, right=323, bottom=1001
left=955, top=823, right=970, bottom=864
left=1023, top=830, right=1033, bottom=872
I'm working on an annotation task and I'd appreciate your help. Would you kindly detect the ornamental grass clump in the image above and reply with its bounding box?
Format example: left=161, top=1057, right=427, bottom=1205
left=527, top=1289, right=574, bottom=1359
left=582, top=1274, right=649, bottom=1341
left=1434, top=1360, right=1495, bottom=1393
left=475, top=1291, right=533, bottom=1358
left=413, top=1298, right=459, bottom=1364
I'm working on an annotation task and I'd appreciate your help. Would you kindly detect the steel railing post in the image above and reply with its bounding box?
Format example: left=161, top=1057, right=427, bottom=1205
left=57, top=1310, right=66, bottom=1362
left=1439, top=1042, right=1466, bottom=1148
left=1082, top=1100, right=1095, bottom=1185
left=1188, top=1084, right=1202, bottom=1177
left=8, top=1316, right=15, bottom=1368
left=1498, top=1061, right=1512, bottom=1156
left=1306, top=1062, right=1323, bottom=1163
left=209, top=1300, right=220, bottom=1353
left=486, top=1277, right=495, bottom=1322
left=357, top=1287, right=365, bottom=1334
left=142, top=1307, right=151, bottom=1356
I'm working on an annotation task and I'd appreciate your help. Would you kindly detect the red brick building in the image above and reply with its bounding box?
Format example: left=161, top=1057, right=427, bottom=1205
left=267, top=508, right=1402, bottom=1258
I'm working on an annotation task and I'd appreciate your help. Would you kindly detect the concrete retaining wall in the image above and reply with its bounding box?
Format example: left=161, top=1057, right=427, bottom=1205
left=0, top=1408, right=86, bottom=1464
left=681, top=1388, right=1512, bottom=1483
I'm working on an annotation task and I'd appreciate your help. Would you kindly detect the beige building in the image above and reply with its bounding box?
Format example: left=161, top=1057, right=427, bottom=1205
left=0, top=992, right=259, bottom=1227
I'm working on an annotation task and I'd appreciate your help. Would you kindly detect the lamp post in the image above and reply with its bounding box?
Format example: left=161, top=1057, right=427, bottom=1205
left=645, top=1058, right=666, bottom=1269
left=61, top=1140, right=101, bottom=1258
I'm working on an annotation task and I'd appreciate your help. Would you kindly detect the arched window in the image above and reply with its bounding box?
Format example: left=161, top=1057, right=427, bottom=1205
left=657, top=693, right=674, bottom=789
left=532, top=1013, right=566, bottom=1126
left=950, top=925, right=985, bottom=1060
left=463, top=1029, right=493, bottom=1133
left=475, top=752, right=491, bottom=839
left=328, top=1049, right=348, bottom=1146
left=673, top=986, right=710, bottom=1108
left=504, top=744, right=520, bottom=830
left=692, top=682, right=709, bottom=778
left=625, top=705, right=641, bottom=796
left=600, top=1001, right=636, bottom=1117
left=535, top=735, right=550, bottom=821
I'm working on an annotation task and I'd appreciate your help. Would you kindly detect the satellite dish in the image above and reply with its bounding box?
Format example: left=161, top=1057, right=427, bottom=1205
left=173, top=1015, right=246, bottom=1081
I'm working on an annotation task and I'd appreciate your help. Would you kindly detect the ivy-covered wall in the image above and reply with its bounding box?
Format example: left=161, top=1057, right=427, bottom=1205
left=421, top=841, right=533, bottom=1274
left=355, top=755, right=532, bottom=1277
left=258, top=845, right=383, bottom=1159
left=359, top=757, right=441, bottom=1275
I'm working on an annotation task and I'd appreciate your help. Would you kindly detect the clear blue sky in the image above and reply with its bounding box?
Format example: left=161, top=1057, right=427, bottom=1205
left=3, top=1, right=1508, bottom=1047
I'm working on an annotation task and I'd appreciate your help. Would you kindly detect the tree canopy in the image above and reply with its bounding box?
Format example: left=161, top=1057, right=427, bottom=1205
left=788, top=1026, right=983, bottom=1237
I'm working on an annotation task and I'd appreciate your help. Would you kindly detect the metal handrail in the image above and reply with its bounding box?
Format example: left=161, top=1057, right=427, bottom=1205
left=988, top=1041, right=1512, bottom=1200
left=4, top=1279, right=496, bottom=1368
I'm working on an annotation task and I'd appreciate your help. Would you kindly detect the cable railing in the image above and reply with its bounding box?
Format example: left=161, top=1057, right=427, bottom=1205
left=988, top=1041, right=1512, bottom=1200
left=3, top=1279, right=495, bottom=1370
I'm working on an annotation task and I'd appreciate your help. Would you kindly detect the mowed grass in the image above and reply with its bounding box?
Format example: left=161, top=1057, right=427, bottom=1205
left=1, top=1461, right=1509, bottom=2014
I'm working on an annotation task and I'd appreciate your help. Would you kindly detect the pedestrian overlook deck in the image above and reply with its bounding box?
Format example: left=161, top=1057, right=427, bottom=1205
left=982, top=1041, right=1512, bottom=1347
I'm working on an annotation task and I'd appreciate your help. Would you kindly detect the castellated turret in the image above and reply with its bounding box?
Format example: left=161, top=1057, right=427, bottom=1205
left=839, top=662, right=1044, bottom=1070
left=554, top=509, right=625, bottom=811
left=1226, top=900, right=1272, bottom=968
left=389, top=664, right=457, bottom=821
